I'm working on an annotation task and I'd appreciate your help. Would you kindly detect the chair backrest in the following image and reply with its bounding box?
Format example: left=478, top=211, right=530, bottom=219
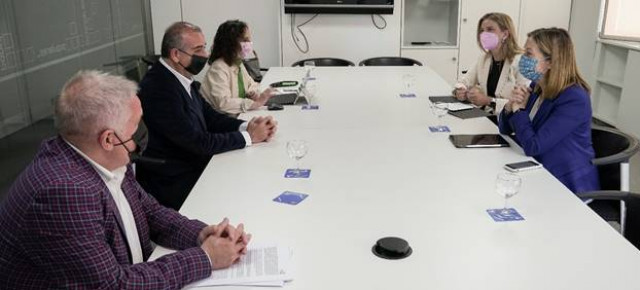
left=291, top=58, right=354, bottom=67
left=359, top=57, right=422, bottom=66
left=243, top=50, right=264, bottom=82
left=591, top=125, right=640, bottom=190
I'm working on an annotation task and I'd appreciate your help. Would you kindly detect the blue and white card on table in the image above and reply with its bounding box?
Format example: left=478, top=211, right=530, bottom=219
left=301, top=105, right=319, bottom=110
left=273, top=191, right=309, bottom=205
left=399, top=93, right=417, bottom=98
left=285, top=169, right=311, bottom=178
left=429, top=125, right=450, bottom=133
left=487, top=208, right=525, bottom=222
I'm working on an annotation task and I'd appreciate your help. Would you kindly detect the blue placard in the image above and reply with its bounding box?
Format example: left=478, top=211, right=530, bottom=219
left=284, top=169, right=311, bottom=178
left=487, top=208, right=525, bottom=222
left=301, top=105, right=319, bottom=110
left=429, top=125, right=450, bottom=133
left=399, top=93, right=417, bottom=98
left=273, top=191, right=309, bottom=205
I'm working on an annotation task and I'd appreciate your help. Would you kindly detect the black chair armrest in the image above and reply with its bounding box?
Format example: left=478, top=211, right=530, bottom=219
left=580, top=190, right=638, bottom=200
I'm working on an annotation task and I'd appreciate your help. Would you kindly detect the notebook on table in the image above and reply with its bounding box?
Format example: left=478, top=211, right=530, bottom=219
left=448, top=107, right=490, bottom=119
left=429, top=96, right=460, bottom=103
left=448, top=134, right=510, bottom=148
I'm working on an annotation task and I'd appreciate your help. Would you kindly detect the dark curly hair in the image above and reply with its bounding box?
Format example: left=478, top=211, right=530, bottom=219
left=208, top=20, right=248, bottom=65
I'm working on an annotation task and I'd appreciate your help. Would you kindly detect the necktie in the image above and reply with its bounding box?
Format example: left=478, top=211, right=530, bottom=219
left=238, top=64, right=245, bottom=99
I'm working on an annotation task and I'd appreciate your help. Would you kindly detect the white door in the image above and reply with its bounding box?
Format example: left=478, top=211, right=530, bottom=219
left=458, top=0, right=521, bottom=80
left=402, top=48, right=459, bottom=85
left=519, top=0, right=572, bottom=46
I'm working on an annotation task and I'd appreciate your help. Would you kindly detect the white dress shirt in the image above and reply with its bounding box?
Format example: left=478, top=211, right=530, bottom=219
left=158, top=58, right=252, bottom=146
left=65, top=140, right=144, bottom=264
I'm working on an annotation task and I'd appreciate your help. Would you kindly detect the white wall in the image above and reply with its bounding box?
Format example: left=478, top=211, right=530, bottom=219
left=150, top=0, right=181, bottom=55
left=181, top=0, right=281, bottom=68
left=149, top=0, right=281, bottom=68
left=151, top=0, right=576, bottom=69
left=280, top=5, right=402, bottom=66
left=569, top=0, right=603, bottom=85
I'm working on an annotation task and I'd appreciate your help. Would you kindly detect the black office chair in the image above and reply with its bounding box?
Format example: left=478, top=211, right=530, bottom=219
left=291, top=57, right=354, bottom=67
left=584, top=125, right=640, bottom=234
left=243, top=50, right=269, bottom=83
left=358, top=57, right=422, bottom=66
left=582, top=191, right=640, bottom=250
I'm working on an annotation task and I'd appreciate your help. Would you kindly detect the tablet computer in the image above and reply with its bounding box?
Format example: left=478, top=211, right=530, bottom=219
left=448, top=134, right=510, bottom=148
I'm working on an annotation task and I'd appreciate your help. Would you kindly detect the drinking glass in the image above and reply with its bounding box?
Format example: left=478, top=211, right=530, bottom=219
left=287, top=140, right=309, bottom=172
left=430, top=102, right=448, bottom=126
left=401, top=74, right=416, bottom=94
left=303, top=61, right=315, bottom=80
left=302, top=80, right=317, bottom=105
left=496, top=172, right=522, bottom=214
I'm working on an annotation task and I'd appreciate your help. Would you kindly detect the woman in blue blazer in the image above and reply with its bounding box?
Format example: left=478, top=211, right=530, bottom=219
left=498, top=28, right=599, bottom=195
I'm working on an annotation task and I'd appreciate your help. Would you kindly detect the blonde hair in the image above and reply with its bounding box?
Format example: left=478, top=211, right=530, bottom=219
left=55, top=70, right=138, bottom=138
left=477, top=13, right=522, bottom=62
left=528, top=27, right=590, bottom=100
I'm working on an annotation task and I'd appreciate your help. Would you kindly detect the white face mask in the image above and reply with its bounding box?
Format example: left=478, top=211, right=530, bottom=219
left=240, top=41, right=254, bottom=59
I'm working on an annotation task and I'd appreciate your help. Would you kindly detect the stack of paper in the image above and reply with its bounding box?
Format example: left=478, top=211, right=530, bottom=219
left=445, top=102, right=474, bottom=111
left=186, top=244, right=294, bottom=288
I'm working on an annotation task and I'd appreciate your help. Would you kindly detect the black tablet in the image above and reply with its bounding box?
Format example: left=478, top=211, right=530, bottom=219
left=448, top=134, right=510, bottom=148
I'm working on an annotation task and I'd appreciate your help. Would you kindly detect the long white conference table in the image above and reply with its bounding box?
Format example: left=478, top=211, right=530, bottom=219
left=151, top=66, right=640, bottom=289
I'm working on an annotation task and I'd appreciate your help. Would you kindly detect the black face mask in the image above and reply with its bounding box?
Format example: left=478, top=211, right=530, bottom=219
left=113, top=133, right=165, bottom=166
left=177, top=49, right=208, bottom=75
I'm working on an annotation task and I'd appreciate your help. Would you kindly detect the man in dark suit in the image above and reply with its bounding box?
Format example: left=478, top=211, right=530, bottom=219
left=137, top=21, right=277, bottom=210
left=0, top=71, right=250, bottom=289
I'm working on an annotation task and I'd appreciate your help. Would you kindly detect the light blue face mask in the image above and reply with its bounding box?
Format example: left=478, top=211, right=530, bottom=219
left=519, top=55, right=544, bottom=82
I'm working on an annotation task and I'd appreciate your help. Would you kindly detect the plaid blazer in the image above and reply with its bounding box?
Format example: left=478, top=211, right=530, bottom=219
left=0, top=136, right=212, bottom=289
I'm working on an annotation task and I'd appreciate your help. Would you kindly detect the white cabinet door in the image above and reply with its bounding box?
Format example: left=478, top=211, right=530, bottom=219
left=458, top=0, right=521, bottom=79
left=401, top=48, right=459, bottom=85
left=519, top=0, right=572, bottom=45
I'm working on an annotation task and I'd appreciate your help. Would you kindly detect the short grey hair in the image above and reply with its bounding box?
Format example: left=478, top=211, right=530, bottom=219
left=160, top=21, right=202, bottom=58
left=55, top=70, right=138, bottom=138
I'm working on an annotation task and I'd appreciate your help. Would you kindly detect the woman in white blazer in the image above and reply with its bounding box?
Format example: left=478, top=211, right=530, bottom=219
left=455, top=12, right=530, bottom=114
left=201, top=20, right=273, bottom=116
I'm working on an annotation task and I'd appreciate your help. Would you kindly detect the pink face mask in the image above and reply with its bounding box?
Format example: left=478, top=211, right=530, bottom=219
left=240, top=41, right=254, bottom=59
left=480, top=32, right=500, bottom=51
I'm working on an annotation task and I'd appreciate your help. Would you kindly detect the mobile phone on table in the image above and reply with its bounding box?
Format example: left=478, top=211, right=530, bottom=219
left=504, top=160, right=542, bottom=172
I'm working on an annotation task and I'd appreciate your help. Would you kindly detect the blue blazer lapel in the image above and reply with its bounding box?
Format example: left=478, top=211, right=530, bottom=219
left=532, top=97, right=554, bottom=129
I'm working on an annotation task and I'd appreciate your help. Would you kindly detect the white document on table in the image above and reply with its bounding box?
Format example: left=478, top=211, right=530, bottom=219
left=186, top=244, right=293, bottom=288
left=446, top=102, right=474, bottom=111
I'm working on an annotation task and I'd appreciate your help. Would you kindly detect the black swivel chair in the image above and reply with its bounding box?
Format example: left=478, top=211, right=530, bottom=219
left=582, top=191, right=640, bottom=250
left=291, top=58, right=355, bottom=67
left=243, top=50, right=269, bottom=82
left=583, top=125, right=640, bottom=235
left=358, top=57, right=422, bottom=66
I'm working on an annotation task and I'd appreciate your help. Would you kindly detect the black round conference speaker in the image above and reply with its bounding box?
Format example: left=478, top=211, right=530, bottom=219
left=372, top=237, right=412, bottom=260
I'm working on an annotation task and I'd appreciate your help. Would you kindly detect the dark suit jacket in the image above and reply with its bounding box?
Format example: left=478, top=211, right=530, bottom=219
left=499, top=84, right=600, bottom=194
left=0, top=137, right=211, bottom=289
left=137, top=61, right=246, bottom=209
